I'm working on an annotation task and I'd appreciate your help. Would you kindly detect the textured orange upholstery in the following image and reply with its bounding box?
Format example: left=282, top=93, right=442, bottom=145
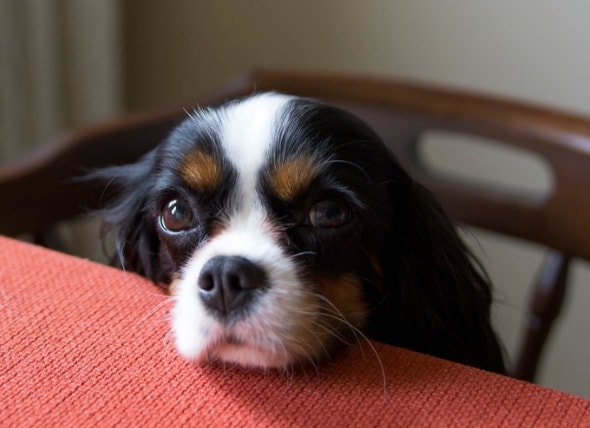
left=1, top=236, right=588, bottom=426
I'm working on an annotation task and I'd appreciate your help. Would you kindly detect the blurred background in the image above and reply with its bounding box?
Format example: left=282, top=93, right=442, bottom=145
left=1, top=0, right=589, bottom=397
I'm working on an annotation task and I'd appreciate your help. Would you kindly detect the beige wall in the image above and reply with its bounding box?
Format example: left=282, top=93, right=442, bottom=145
left=0, top=0, right=122, bottom=161
left=123, top=1, right=590, bottom=397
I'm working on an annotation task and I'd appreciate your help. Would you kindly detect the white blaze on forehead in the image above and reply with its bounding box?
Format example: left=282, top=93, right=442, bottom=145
left=220, top=93, right=293, bottom=208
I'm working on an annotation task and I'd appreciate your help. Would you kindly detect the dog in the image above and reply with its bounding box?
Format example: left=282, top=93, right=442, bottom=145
left=97, top=93, right=505, bottom=374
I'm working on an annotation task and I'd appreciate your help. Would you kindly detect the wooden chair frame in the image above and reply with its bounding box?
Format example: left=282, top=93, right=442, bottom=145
left=2, top=70, right=590, bottom=382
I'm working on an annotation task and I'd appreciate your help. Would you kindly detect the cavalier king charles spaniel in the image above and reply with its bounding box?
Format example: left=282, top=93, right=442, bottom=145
left=97, top=93, right=505, bottom=374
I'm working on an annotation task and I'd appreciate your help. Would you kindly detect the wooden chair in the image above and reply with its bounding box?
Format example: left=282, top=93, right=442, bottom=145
left=2, top=70, right=590, bottom=382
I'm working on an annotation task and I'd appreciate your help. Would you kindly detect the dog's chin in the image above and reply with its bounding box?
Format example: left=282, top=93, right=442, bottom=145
left=194, top=340, right=299, bottom=370
left=173, top=309, right=368, bottom=370
left=173, top=323, right=314, bottom=370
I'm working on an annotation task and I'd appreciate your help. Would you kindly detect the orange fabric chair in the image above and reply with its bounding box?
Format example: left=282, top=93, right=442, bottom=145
left=1, top=236, right=589, bottom=426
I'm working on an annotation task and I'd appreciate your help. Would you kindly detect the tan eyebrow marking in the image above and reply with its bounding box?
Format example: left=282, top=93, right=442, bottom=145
left=179, top=150, right=222, bottom=193
left=268, top=157, right=319, bottom=201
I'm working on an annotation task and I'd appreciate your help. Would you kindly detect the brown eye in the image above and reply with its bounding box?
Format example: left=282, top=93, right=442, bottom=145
left=309, top=198, right=351, bottom=228
left=160, top=199, right=194, bottom=232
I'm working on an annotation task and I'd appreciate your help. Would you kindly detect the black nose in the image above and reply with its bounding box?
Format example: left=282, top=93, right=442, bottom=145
left=198, top=255, right=267, bottom=318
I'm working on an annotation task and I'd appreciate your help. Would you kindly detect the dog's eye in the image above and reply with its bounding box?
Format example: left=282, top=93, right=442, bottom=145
left=160, top=199, right=194, bottom=232
left=309, top=198, right=351, bottom=228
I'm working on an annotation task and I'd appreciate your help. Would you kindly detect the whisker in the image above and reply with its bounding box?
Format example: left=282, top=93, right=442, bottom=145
left=314, top=294, right=363, bottom=341
left=136, top=297, right=175, bottom=326
left=311, top=318, right=356, bottom=347
left=314, top=294, right=388, bottom=393
left=290, top=251, right=317, bottom=259
left=160, top=328, right=180, bottom=360
left=286, top=333, right=324, bottom=372
left=277, top=295, right=387, bottom=391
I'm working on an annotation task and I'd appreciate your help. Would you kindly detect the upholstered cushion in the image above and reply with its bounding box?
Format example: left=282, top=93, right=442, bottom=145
left=1, top=236, right=588, bottom=426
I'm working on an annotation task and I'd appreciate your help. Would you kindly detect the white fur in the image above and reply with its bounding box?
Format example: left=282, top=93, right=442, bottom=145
left=172, top=94, right=320, bottom=368
left=172, top=216, right=317, bottom=367
left=220, top=93, right=292, bottom=211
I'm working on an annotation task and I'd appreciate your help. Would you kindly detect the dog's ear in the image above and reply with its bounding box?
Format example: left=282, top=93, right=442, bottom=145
left=91, top=150, right=167, bottom=284
left=369, top=168, right=505, bottom=373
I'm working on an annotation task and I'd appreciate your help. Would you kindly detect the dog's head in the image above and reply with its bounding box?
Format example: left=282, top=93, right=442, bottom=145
left=99, top=93, right=504, bottom=373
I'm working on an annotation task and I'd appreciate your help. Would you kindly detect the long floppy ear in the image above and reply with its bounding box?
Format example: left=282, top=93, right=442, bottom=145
left=370, top=169, right=506, bottom=374
left=91, top=150, right=167, bottom=284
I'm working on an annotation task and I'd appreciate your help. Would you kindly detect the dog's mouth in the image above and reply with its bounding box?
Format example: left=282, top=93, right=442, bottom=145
left=197, top=328, right=302, bottom=369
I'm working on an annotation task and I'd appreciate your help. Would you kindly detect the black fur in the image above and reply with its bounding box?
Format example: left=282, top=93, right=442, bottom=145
left=96, top=95, right=505, bottom=374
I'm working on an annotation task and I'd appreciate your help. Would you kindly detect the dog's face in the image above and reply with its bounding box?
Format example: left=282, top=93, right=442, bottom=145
left=100, top=93, right=505, bottom=373
left=151, top=94, right=393, bottom=368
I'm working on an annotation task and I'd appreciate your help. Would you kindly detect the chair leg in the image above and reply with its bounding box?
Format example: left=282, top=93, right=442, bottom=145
left=513, top=251, right=571, bottom=382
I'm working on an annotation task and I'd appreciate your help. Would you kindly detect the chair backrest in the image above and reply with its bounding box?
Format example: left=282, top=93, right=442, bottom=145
left=2, top=70, right=590, bottom=381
